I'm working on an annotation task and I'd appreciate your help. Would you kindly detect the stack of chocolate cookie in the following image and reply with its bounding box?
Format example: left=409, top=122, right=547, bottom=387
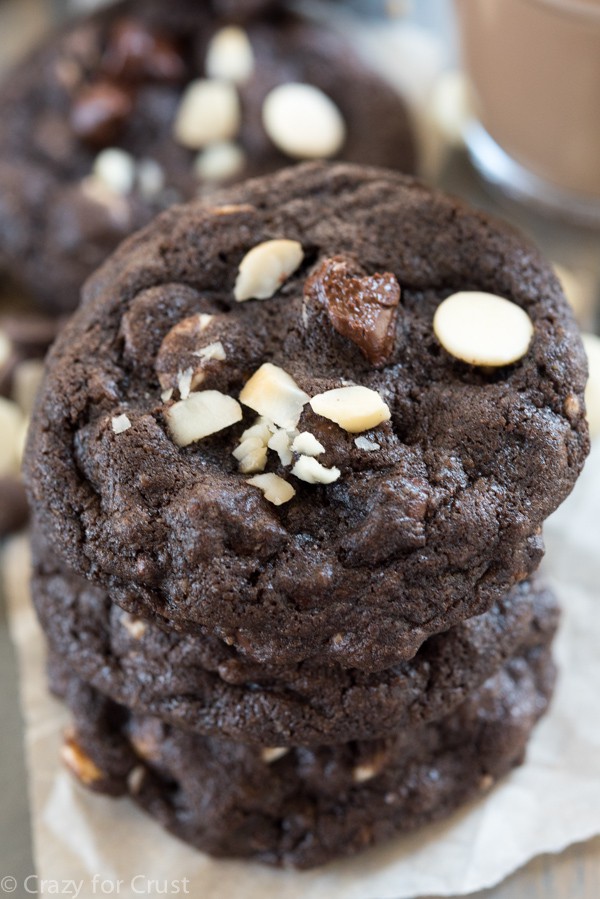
left=24, top=163, right=588, bottom=868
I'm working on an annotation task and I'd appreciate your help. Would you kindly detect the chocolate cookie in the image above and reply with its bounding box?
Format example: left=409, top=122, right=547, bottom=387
left=53, top=643, right=556, bottom=868
left=0, top=0, right=416, bottom=314
left=24, top=164, right=588, bottom=670
left=33, top=529, right=559, bottom=743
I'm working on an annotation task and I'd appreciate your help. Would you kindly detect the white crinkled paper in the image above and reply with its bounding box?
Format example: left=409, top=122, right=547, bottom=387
left=3, top=444, right=600, bottom=899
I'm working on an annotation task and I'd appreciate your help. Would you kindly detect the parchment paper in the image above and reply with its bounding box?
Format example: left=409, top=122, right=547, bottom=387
left=3, top=443, right=600, bottom=899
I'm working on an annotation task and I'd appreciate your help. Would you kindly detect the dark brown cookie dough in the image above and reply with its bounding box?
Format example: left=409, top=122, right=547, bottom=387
left=33, top=528, right=559, bottom=743
left=24, top=163, right=589, bottom=671
left=52, top=642, right=556, bottom=869
left=0, top=0, right=416, bottom=314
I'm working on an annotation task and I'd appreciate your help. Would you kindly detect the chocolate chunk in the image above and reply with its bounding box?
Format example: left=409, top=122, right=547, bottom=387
left=306, top=255, right=400, bottom=366
left=102, top=19, right=186, bottom=84
left=71, top=81, right=134, bottom=147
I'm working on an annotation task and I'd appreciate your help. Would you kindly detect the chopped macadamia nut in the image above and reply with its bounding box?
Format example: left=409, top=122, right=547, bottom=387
left=241, top=417, right=274, bottom=443
left=238, top=446, right=268, bottom=474
left=354, top=436, right=380, bottom=451
left=111, top=413, right=131, bottom=434
left=177, top=367, right=193, bottom=400
left=310, top=385, right=391, bottom=433
left=121, top=612, right=147, bottom=639
left=268, top=428, right=295, bottom=466
left=194, top=341, right=226, bottom=362
left=0, top=330, right=11, bottom=368
left=292, top=432, right=325, bottom=456
left=92, top=147, right=136, bottom=195
left=136, top=158, right=165, bottom=199
left=261, top=747, right=289, bottom=764
left=205, top=26, right=255, bottom=84
left=61, top=733, right=104, bottom=785
left=262, top=83, right=346, bottom=159
left=291, top=455, right=340, bottom=484
left=0, top=397, right=24, bottom=476
left=433, top=291, right=534, bottom=366
left=233, top=436, right=265, bottom=461
left=234, top=239, right=304, bottom=302
left=240, top=363, right=309, bottom=429
left=247, top=472, right=296, bottom=505
left=166, top=391, right=242, bottom=446
left=173, top=79, right=241, bottom=149
left=127, top=765, right=146, bottom=794
left=161, top=388, right=174, bottom=403
left=13, top=358, right=44, bottom=416
left=352, top=762, right=379, bottom=784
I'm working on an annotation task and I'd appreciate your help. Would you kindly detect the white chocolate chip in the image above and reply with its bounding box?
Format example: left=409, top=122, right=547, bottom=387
left=121, top=612, right=147, bottom=639
left=234, top=239, right=304, bottom=302
left=240, top=363, right=309, bottom=429
left=247, top=472, right=296, bottom=505
left=111, top=413, right=131, bottom=434
left=166, top=391, right=242, bottom=446
left=61, top=734, right=103, bottom=785
left=262, top=83, right=346, bottom=159
left=583, top=332, right=600, bottom=439
left=310, top=386, right=391, bottom=434
left=0, top=398, right=24, bottom=476
left=194, top=341, right=226, bottom=362
left=177, top=367, right=193, bottom=400
left=205, top=26, right=255, bottom=84
left=194, top=141, right=246, bottom=183
left=92, top=147, right=136, bottom=195
left=267, top=428, right=294, bottom=466
left=433, top=291, right=534, bottom=367
left=173, top=79, right=241, bottom=149
left=291, top=455, right=340, bottom=485
left=136, top=158, right=165, bottom=200
left=354, top=436, right=380, bottom=452
left=291, top=432, right=325, bottom=457
left=12, top=358, right=44, bottom=416
left=261, top=746, right=289, bottom=764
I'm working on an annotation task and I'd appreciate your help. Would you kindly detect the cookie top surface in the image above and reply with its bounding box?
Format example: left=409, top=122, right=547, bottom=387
left=54, top=642, right=555, bottom=869
left=25, top=163, right=589, bottom=670
left=33, top=519, right=558, bottom=743
left=0, top=0, right=415, bottom=313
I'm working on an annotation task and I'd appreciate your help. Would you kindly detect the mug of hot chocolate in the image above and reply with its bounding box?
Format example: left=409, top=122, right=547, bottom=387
left=454, top=0, right=600, bottom=224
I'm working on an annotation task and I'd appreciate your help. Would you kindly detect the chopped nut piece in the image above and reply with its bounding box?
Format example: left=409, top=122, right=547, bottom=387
left=433, top=291, right=534, bottom=366
left=268, top=428, right=294, bottom=466
left=177, top=367, right=193, bottom=399
left=166, top=391, right=242, bottom=446
left=173, top=79, right=241, bottom=149
left=92, top=147, right=136, bottom=195
left=291, top=455, right=340, bottom=484
left=247, top=473, right=296, bottom=505
left=161, top=387, right=174, bottom=403
left=240, top=363, right=309, bottom=429
left=261, top=746, right=289, bottom=764
left=305, top=256, right=400, bottom=365
left=234, top=239, right=304, bottom=302
left=111, top=413, right=131, bottom=434
left=61, top=732, right=103, bottom=785
left=12, top=358, right=44, bottom=416
left=0, top=330, right=11, bottom=369
left=354, top=436, right=380, bottom=451
left=80, top=175, right=131, bottom=227
left=205, top=26, right=255, bottom=84
left=0, top=398, right=24, bottom=476
left=194, top=341, right=226, bottom=362
left=241, top=416, right=274, bottom=443
left=352, top=763, right=379, bottom=784
left=291, top=432, right=325, bottom=457
left=233, top=436, right=265, bottom=461
left=262, top=83, right=346, bottom=159
left=238, top=446, right=268, bottom=474
left=121, top=611, right=147, bottom=639
left=195, top=141, right=246, bottom=182
left=310, top=386, right=391, bottom=433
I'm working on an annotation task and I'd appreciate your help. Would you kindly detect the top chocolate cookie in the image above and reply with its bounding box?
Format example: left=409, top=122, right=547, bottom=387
left=24, top=163, right=589, bottom=670
left=0, top=0, right=416, bottom=314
